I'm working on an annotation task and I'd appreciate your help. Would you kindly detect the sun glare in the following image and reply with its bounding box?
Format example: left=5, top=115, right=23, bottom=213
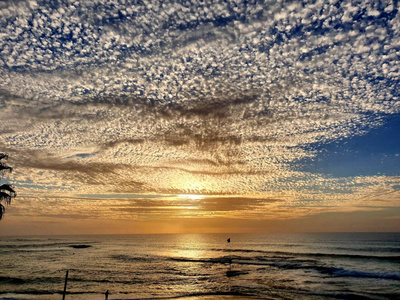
left=178, top=194, right=204, bottom=200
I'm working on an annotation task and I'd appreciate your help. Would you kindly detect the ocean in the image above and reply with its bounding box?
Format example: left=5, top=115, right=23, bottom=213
left=0, top=233, right=399, bottom=300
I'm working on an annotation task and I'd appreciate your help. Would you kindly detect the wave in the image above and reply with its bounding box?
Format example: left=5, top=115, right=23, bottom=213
left=68, top=244, right=92, bottom=249
left=0, top=291, right=254, bottom=300
left=169, top=255, right=400, bottom=281
left=111, top=254, right=164, bottom=263
left=0, top=276, right=62, bottom=285
left=284, top=251, right=400, bottom=262
left=325, top=267, right=400, bottom=280
left=257, top=261, right=400, bottom=281
left=2, top=249, right=66, bottom=253
left=0, top=242, right=93, bottom=249
left=0, top=243, right=94, bottom=254
left=328, top=246, right=400, bottom=253
left=68, top=277, right=145, bottom=285
left=0, top=290, right=100, bottom=296
left=265, top=260, right=400, bottom=279
left=211, top=248, right=400, bottom=262
left=0, top=276, right=26, bottom=285
left=170, top=255, right=238, bottom=264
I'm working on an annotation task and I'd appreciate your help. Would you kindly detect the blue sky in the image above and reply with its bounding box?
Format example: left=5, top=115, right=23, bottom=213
left=0, top=0, right=399, bottom=234
left=299, top=114, right=400, bottom=177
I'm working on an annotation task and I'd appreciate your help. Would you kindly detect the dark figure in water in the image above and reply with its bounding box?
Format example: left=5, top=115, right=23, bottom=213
left=227, top=238, right=230, bottom=243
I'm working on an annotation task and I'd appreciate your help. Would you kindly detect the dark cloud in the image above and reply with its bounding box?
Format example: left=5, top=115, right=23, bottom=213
left=104, top=195, right=282, bottom=217
left=197, top=196, right=281, bottom=211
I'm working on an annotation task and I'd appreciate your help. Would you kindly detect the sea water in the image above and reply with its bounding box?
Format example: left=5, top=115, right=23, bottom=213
left=0, top=233, right=399, bottom=299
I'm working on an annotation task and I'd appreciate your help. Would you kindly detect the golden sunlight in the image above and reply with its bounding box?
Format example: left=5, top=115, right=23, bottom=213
left=178, top=194, right=204, bottom=200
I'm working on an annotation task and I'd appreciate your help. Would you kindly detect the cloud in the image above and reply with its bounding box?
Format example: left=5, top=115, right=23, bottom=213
left=0, top=0, right=399, bottom=222
left=8, top=193, right=283, bottom=221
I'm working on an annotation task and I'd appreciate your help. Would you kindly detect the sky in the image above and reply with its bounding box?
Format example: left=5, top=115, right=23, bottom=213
left=0, top=0, right=399, bottom=235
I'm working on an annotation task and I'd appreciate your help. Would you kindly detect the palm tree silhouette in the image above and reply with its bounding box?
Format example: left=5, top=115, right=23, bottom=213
left=0, top=184, right=17, bottom=198
left=0, top=153, right=16, bottom=220
left=0, top=163, right=12, bottom=175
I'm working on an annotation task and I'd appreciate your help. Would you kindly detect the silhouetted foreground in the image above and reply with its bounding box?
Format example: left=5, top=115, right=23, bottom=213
left=0, top=153, right=16, bottom=220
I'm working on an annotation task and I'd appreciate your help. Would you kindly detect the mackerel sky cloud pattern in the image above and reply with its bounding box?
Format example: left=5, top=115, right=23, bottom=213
left=0, top=0, right=399, bottom=222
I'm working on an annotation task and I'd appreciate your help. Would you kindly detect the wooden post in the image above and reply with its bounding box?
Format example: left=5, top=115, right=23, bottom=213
left=62, top=270, right=69, bottom=300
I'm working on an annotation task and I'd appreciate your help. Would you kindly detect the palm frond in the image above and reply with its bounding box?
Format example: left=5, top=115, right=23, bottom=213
left=0, top=192, right=12, bottom=205
left=0, top=184, right=16, bottom=197
left=0, top=164, right=12, bottom=174
left=0, top=153, right=16, bottom=221
left=0, top=203, right=5, bottom=220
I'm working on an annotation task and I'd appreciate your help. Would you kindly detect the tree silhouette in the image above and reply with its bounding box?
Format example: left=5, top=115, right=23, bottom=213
left=0, top=153, right=15, bottom=220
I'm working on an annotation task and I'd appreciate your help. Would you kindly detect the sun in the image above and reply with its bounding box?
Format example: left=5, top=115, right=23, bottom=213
left=178, top=194, right=204, bottom=200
